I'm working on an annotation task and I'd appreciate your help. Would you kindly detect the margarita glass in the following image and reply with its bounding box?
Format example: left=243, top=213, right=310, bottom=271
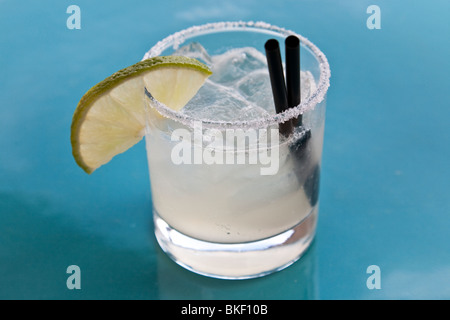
left=143, top=21, right=330, bottom=279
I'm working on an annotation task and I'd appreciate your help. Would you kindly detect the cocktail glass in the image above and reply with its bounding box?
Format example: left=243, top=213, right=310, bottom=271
left=143, top=21, right=330, bottom=279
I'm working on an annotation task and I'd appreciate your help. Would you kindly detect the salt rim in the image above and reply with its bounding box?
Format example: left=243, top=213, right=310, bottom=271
left=142, top=21, right=331, bottom=129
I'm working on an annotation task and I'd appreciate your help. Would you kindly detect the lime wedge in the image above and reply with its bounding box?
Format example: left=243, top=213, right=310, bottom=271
left=71, top=56, right=212, bottom=174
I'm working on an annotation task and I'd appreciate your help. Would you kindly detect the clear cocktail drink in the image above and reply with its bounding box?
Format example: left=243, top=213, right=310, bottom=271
left=143, top=22, right=330, bottom=279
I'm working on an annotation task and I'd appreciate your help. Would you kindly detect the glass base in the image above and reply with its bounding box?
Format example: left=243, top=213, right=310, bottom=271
left=153, top=208, right=318, bottom=280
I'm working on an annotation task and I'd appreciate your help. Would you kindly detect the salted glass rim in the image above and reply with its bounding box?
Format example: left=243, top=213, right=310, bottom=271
left=142, top=21, right=331, bottom=129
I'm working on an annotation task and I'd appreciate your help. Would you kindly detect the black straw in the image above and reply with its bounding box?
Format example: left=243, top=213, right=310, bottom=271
left=265, top=36, right=320, bottom=207
left=285, top=35, right=302, bottom=127
left=285, top=35, right=320, bottom=206
left=264, top=39, right=293, bottom=137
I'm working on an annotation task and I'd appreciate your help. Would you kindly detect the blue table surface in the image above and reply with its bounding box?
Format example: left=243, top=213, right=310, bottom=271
left=0, top=0, right=449, bottom=300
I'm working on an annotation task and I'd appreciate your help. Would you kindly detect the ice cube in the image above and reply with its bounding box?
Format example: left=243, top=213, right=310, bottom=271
left=182, top=79, right=253, bottom=121
left=173, top=42, right=212, bottom=66
left=235, top=69, right=275, bottom=114
left=300, top=70, right=316, bottom=101
left=210, top=47, right=267, bottom=85
left=237, top=104, right=271, bottom=120
left=178, top=47, right=317, bottom=123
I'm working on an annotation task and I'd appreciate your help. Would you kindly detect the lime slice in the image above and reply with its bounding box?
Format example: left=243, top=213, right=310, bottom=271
left=71, top=56, right=212, bottom=174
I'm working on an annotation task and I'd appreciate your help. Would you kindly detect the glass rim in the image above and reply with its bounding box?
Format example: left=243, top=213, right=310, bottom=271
left=142, top=21, right=331, bottom=129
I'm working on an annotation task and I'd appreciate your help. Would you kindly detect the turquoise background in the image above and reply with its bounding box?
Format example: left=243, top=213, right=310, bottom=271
left=0, top=0, right=449, bottom=299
